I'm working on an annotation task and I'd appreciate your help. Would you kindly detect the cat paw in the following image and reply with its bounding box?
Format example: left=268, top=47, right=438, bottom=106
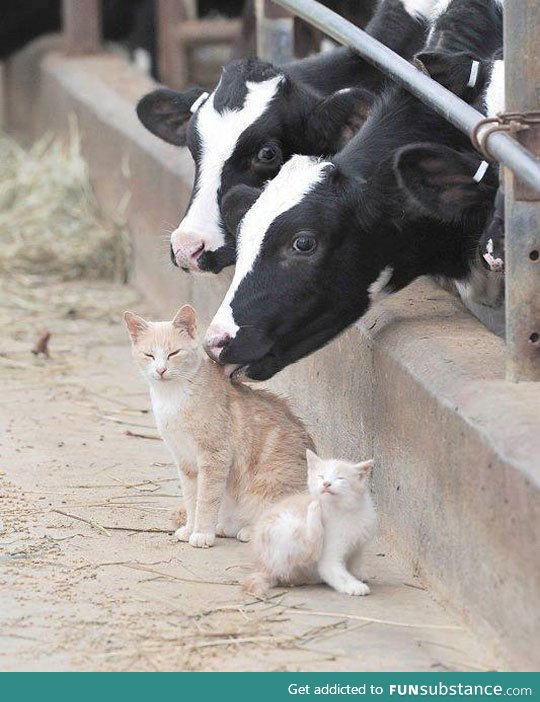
left=174, top=525, right=191, bottom=542
left=236, top=527, right=251, bottom=543
left=340, top=580, right=370, bottom=597
left=189, top=531, right=215, bottom=548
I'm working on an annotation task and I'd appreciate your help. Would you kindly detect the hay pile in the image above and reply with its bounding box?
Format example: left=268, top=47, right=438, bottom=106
left=0, top=127, right=131, bottom=282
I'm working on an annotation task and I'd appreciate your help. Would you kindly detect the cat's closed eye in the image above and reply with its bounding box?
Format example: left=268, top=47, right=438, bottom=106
left=144, top=353, right=155, bottom=359
left=167, top=349, right=184, bottom=358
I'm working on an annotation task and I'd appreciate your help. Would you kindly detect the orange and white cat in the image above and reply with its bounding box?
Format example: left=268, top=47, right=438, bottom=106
left=124, top=305, right=314, bottom=548
left=244, top=450, right=376, bottom=596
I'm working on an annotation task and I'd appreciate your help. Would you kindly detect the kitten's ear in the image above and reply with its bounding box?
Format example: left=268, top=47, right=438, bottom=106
left=306, top=448, right=322, bottom=472
left=354, top=459, right=374, bottom=479
left=124, top=311, right=149, bottom=343
left=172, top=304, right=197, bottom=338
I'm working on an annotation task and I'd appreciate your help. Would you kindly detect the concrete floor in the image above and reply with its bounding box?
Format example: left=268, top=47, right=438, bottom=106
left=0, top=277, right=500, bottom=671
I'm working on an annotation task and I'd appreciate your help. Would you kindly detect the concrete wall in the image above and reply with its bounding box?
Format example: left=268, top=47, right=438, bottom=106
left=6, top=46, right=540, bottom=670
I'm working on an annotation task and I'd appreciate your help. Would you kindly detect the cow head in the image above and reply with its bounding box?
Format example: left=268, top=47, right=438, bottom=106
left=204, top=141, right=497, bottom=380
left=137, top=58, right=374, bottom=273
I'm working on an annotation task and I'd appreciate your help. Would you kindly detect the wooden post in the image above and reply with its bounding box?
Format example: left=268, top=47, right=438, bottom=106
left=255, top=0, right=294, bottom=65
left=62, top=0, right=101, bottom=55
left=504, top=0, right=540, bottom=381
left=156, top=0, right=188, bottom=88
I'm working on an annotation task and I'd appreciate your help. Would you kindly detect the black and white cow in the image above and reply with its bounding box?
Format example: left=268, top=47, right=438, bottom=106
left=203, top=0, right=505, bottom=379
left=136, top=0, right=442, bottom=274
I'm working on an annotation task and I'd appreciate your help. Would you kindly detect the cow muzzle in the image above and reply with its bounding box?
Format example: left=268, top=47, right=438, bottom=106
left=170, top=231, right=206, bottom=271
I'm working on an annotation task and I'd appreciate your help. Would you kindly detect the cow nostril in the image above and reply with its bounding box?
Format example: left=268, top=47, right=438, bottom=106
left=214, top=333, right=230, bottom=348
left=190, top=243, right=205, bottom=260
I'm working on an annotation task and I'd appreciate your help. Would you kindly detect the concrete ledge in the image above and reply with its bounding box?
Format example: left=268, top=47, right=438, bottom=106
left=6, top=47, right=540, bottom=670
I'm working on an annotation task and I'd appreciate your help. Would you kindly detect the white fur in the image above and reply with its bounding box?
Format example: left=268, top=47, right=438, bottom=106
left=173, top=76, right=284, bottom=252
left=246, top=454, right=377, bottom=597
left=210, top=155, right=332, bottom=335
left=368, top=265, right=394, bottom=305
left=401, top=0, right=442, bottom=20
left=485, top=59, right=505, bottom=118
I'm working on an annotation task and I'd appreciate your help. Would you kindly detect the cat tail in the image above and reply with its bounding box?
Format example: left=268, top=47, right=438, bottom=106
left=242, top=571, right=275, bottom=598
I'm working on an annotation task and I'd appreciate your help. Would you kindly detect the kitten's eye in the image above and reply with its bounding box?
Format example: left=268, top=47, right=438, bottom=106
left=144, top=353, right=154, bottom=359
left=167, top=349, right=183, bottom=358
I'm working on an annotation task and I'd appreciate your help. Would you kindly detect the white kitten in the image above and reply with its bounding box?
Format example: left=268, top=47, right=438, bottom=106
left=244, top=449, right=377, bottom=597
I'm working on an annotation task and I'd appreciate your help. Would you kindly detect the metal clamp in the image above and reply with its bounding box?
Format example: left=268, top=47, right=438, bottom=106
left=471, top=111, right=540, bottom=161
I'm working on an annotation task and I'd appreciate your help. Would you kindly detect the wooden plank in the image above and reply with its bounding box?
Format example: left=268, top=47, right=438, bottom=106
left=62, top=0, right=101, bottom=55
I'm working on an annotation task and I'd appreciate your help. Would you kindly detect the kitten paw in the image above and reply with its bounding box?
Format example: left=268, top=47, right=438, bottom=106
left=236, top=527, right=251, bottom=543
left=189, top=531, right=215, bottom=548
left=341, top=580, right=370, bottom=597
left=174, top=525, right=191, bottom=542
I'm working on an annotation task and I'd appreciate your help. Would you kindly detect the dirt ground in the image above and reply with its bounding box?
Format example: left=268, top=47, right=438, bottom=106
left=0, top=274, right=500, bottom=672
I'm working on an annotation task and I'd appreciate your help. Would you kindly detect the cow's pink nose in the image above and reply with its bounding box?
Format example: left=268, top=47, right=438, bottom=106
left=204, top=325, right=231, bottom=362
left=173, top=239, right=205, bottom=270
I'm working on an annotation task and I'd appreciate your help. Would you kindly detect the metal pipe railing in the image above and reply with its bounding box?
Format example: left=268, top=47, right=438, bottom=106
left=272, top=0, right=540, bottom=196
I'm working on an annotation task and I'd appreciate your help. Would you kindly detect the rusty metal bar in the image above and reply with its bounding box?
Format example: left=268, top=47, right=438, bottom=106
left=255, top=0, right=295, bottom=64
left=504, top=0, right=540, bottom=381
left=62, top=0, right=101, bottom=55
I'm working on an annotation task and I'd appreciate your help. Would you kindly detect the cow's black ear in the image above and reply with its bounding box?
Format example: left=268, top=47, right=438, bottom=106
left=394, top=143, right=496, bottom=222
left=415, top=50, right=487, bottom=100
left=221, top=185, right=262, bottom=235
left=306, top=87, right=375, bottom=152
left=136, top=87, right=207, bottom=146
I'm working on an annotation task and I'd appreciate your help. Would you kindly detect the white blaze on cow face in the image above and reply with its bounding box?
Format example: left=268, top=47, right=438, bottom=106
left=171, top=75, right=284, bottom=256
left=209, top=155, right=333, bottom=337
left=485, top=59, right=505, bottom=118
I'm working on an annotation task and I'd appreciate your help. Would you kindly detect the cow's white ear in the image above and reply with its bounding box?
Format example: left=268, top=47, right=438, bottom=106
left=221, top=185, right=262, bottom=235
left=136, top=87, right=207, bottom=146
left=394, top=142, right=495, bottom=222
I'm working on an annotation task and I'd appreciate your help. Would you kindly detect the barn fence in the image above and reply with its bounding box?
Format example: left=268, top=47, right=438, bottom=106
left=61, top=0, right=540, bottom=382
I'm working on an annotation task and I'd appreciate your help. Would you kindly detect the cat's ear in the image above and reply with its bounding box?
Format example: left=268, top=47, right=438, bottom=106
left=306, top=448, right=323, bottom=473
left=124, top=311, right=149, bottom=343
left=354, top=459, right=374, bottom=480
left=172, top=304, right=197, bottom=338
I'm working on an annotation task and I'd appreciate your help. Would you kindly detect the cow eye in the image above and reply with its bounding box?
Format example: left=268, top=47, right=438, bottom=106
left=292, top=233, right=317, bottom=254
left=257, top=145, right=278, bottom=162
